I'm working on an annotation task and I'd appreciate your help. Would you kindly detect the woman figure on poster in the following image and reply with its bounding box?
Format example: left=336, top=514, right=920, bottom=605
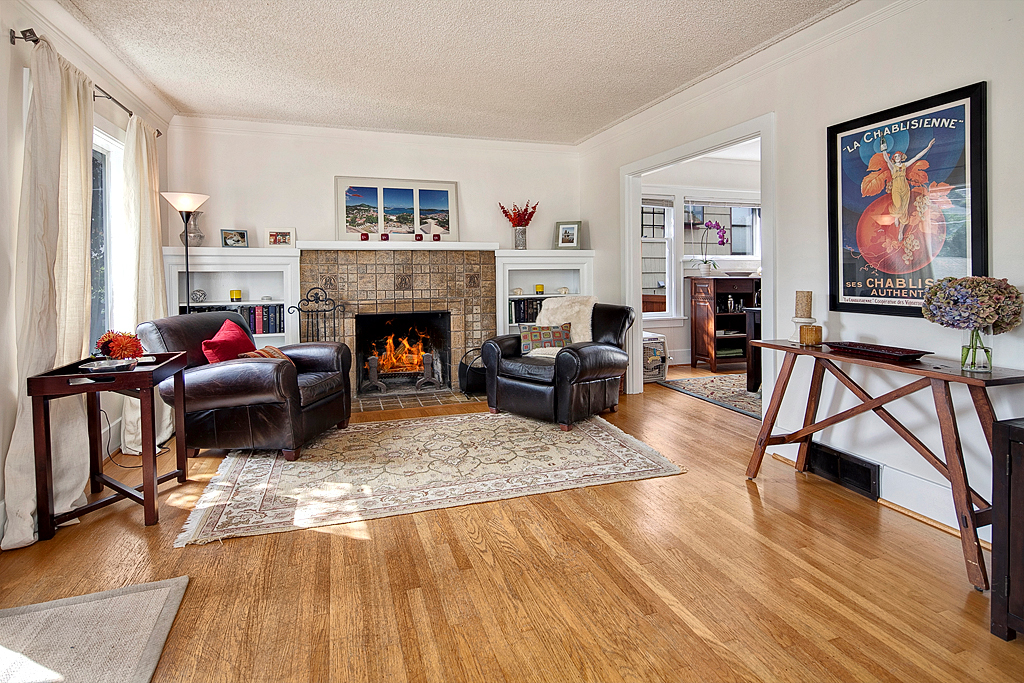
left=879, top=136, right=934, bottom=241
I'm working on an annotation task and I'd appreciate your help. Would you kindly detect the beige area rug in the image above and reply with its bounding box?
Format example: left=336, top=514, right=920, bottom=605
left=0, top=576, right=188, bottom=683
left=659, top=374, right=762, bottom=419
left=175, top=412, right=683, bottom=546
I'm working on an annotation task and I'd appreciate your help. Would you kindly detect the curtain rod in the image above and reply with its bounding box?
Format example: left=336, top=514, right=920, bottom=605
left=94, top=85, right=163, bottom=137
left=12, top=27, right=163, bottom=138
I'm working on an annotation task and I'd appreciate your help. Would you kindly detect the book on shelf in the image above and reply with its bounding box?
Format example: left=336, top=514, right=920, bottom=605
left=508, top=297, right=546, bottom=325
left=179, top=302, right=286, bottom=336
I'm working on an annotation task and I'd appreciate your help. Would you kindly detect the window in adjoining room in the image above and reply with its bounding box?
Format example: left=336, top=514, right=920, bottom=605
left=641, top=197, right=674, bottom=317
left=682, top=201, right=761, bottom=260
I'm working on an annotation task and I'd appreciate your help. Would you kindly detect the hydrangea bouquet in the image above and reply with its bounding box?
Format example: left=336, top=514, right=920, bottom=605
left=921, top=276, right=1023, bottom=371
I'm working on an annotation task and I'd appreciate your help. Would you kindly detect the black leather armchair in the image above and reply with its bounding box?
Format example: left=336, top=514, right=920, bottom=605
left=482, top=303, right=635, bottom=430
left=136, top=311, right=351, bottom=461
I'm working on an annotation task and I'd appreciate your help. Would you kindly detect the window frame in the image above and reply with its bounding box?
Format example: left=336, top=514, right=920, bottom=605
left=640, top=196, right=676, bottom=321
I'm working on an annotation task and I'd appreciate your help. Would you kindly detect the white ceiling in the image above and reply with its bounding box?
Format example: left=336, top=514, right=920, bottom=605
left=58, top=0, right=856, bottom=144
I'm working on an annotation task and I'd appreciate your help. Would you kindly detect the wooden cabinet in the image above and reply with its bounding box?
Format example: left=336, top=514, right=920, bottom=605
left=992, top=418, right=1024, bottom=641
left=689, top=277, right=761, bottom=372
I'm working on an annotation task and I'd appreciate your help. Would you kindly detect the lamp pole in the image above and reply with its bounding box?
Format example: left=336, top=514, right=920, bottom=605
left=160, top=193, right=210, bottom=316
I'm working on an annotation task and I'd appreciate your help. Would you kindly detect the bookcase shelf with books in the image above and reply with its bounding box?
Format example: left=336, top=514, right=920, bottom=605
left=495, top=250, right=594, bottom=336
left=162, top=247, right=300, bottom=345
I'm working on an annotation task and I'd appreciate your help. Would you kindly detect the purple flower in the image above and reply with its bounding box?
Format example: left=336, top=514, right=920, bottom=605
left=922, top=276, right=1023, bottom=334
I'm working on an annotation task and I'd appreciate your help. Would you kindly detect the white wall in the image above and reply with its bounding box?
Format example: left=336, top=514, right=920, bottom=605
left=165, top=118, right=580, bottom=250
left=641, top=156, right=761, bottom=362
left=579, top=0, right=1024, bottom=534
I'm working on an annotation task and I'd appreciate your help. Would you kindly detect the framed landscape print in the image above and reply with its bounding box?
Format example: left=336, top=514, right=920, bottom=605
left=827, top=82, right=987, bottom=317
left=336, top=177, right=459, bottom=240
left=554, top=221, right=581, bottom=249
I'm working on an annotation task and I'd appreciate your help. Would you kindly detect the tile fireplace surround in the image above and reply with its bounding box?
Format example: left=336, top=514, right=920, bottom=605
left=299, top=248, right=497, bottom=393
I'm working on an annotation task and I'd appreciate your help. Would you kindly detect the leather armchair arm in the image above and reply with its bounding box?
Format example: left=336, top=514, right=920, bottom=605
left=158, top=358, right=299, bottom=411
left=279, top=342, right=351, bottom=374
left=482, top=334, right=522, bottom=365
left=555, top=342, right=629, bottom=384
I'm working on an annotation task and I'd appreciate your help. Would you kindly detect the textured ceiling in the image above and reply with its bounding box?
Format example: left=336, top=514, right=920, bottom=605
left=59, top=0, right=856, bottom=144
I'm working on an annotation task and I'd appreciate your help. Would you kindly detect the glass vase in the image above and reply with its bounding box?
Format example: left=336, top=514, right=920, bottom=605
left=961, top=325, right=992, bottom=372
left=513, top=226, right=527, bottom=250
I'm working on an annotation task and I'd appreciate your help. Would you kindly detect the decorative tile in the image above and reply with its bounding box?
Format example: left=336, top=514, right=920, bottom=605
left=396, top=274, right=412, bottom=290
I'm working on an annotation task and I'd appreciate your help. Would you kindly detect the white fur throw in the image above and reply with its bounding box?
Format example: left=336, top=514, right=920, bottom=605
left=536, top=295, right=598, bottom=343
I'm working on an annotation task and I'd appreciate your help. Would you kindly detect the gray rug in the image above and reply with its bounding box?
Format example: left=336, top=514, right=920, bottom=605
left=0, top=576, right=188, bottom=683
left=176, top=412, right=683, bottom=546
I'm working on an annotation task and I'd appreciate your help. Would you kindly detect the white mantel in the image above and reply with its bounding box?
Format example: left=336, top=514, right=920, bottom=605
left=297, top=240, right=499, bottom=251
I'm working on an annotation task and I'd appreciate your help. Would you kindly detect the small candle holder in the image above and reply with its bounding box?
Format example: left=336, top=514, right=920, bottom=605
left=359, top=233, right=369, bottom=241
left=535, top=284, right=545, bottom=295
left=230, top=289, right=242, bottom=302
left=415, top=234, right=423, bottom=241
left=789, top=316, right=816, bottom=342
left=380, top=233, right=389, bottom=241
left=432, top=234, right=441, bottom=241
left=799, top=325, right=823, bottom=346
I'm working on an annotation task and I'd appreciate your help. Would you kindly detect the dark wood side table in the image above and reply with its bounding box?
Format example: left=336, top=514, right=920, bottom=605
left=744, top=307, right=761, bottom=392
left=991, top=418, right=1024, bottom=640
left=746, top=339, right=1024, bottom=591
left=28, top=352, right=188, bottom=540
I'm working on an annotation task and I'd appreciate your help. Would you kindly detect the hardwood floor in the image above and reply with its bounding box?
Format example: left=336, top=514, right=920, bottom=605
left=1, top=381, right=1022, bottom=681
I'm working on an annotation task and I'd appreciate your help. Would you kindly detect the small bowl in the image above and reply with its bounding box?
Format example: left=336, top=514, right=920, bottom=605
left=80, top=358, right=138, bottom=373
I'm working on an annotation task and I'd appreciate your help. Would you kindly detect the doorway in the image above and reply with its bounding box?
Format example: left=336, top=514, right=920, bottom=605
left=619, top=114, right=776, bottom=397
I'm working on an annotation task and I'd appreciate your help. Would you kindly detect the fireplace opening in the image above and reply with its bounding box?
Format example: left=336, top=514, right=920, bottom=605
left=355, top=312, right=451, bottom=395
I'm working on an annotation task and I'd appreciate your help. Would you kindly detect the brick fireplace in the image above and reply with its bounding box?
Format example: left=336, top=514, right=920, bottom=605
left=298, top=248, right=497, bottom=393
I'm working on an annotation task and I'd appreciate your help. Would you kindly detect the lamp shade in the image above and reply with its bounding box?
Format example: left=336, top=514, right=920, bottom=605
left=161, top=192, right=209, bottom=212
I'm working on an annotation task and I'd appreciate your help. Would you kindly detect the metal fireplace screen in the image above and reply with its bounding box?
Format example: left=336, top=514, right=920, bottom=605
left=289, top=287, right=344, bottom=342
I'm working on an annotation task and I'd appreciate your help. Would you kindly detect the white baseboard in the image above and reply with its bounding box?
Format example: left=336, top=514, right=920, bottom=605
left=668, top=348, right=689, bottom=365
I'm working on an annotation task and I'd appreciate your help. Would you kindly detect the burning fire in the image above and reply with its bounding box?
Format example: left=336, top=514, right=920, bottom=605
left=367, top=333, right=425, bottom=374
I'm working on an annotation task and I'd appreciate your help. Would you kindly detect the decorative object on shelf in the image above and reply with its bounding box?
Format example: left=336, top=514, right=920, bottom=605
left=799, top=325, right=823, bottom=346
left=828, top=82, right=988, bottom=318
left=922, top=275, right=1023, bottom=372
left=432, top=234, right=440, bottom=241
left=380, top=233, right=389, bottom=241
left=500, top=200, right=538, bottom=250
left=336, top=176, right=459, bottom=241
left=824, top=341, right=932, bottom=362
left=161, top=192, right=210, bottom=314
left=359, top=233, right=369, bottom=241
left=220, top=229, right=248, bottom=248
left=789, top=290, right=816, bottom=342
left=511, top=288, right=524, bottom=296
left=265, top=228, right=295, bottom=247
left=691, top=220, right=729, bottom=276
left=535, top=284, right=544, bottom=295
left=230, top=289, right=242, bottom=302
left=95, top=330, right=145, bottom=359
left=178, top=211, right=204, bottom=247
left=190, top=289, right=207, bottom=303
left=261, top=295, right=273, bottom=301
left=415, top=234, right=423, bottom=241
left=554, top=221, right=581, bottom=249
left=557, top=287, right=570, bottom=295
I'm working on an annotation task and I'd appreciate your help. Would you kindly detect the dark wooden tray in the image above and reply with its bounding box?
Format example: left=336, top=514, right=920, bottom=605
left=825, top=341, right=932, bottom=362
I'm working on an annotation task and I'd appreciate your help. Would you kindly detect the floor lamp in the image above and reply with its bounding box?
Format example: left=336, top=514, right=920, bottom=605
left=160, top=192, right=210, bottom=314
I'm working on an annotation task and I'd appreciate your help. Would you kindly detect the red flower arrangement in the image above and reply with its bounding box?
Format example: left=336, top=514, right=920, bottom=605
left=499, top=201, right=538, bottom=227
left=95, top=331, right=145, bottom=359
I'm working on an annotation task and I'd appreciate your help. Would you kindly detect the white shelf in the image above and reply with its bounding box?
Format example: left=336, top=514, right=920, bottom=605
left=186, top=300, right=285, bottom=306
left=496, top=251, right=594, bottom=335
left=297, top=240, right=499, bottom=251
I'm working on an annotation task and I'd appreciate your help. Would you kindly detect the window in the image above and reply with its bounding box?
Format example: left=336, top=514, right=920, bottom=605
left=89, top=127, right=126, bottom=346
left=683, top=201, right=761, bottom=260
left=641, top=197, right=673, bottom=317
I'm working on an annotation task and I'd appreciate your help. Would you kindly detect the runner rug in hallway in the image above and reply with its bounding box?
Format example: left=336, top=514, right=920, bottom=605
left=659, top=374, right=762, bottom=419
left=175, top=412, right=683, bottom=546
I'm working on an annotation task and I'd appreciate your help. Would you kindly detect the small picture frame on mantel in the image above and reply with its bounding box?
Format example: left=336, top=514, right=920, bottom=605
left=221, top=229, right=249, bottom=248
left=554, top=221, right=581, bottom=249
left=265, top=228, right=295, bottom=247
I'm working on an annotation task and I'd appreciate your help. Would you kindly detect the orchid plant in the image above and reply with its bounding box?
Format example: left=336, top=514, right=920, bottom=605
left=690, top=220, right=729, bottom=268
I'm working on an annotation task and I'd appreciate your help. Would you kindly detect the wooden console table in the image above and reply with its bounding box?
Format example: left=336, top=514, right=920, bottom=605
left=28, top=352, right=188, bottom=540
left=745, top=339, right=1024, bottom=591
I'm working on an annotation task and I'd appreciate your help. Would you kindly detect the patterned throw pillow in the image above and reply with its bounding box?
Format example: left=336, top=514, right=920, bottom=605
left=520, top=323, right=572, bottom=354
left=239, top=346, right=295, bottom=365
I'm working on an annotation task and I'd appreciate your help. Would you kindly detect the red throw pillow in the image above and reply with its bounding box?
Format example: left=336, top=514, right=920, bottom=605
left=202, top=319, right=256, bottom=363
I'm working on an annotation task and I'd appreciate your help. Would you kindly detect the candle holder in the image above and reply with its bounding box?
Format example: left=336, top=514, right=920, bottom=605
left=789, top=316, right=816, bottom=342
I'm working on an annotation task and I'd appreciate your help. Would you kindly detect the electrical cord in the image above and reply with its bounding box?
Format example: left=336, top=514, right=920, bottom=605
left=99, top=407, right=168, bottom=469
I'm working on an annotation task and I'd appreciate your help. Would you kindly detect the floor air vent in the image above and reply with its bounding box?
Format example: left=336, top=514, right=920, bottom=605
left=805, top=442, right=880, bottom=501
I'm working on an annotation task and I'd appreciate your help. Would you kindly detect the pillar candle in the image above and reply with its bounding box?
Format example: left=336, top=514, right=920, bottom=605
left=795, top=291, right=812, bottom=318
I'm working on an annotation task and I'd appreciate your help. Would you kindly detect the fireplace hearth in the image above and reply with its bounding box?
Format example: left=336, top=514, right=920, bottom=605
left=356, top=312, right=451, bottom=395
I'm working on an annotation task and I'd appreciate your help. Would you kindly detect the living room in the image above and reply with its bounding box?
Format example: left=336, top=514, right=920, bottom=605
left=2, top=0, right=1024, bottom=680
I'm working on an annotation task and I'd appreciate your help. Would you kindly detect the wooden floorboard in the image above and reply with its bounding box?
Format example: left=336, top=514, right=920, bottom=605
left=1, top=373, right=1022, bottom=681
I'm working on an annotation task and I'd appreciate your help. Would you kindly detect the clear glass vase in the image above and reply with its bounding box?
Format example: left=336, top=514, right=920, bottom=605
left=961, top=325, right=992, bottom=372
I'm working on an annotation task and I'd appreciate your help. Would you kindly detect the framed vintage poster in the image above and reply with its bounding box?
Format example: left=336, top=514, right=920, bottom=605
left=827, top=82, right=987, bottom=317
left=335, top=177, right=459, bottom=240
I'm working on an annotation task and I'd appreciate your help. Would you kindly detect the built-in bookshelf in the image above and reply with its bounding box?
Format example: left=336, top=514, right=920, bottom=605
left=495, top=250, right=595, bottom=335
left=162, top=247, right=300, bottom=344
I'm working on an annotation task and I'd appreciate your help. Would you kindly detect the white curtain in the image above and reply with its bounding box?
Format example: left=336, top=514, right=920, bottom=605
left=1, top=40, right=94, bottom=549
left=120, top=115, right=173, bottom=453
